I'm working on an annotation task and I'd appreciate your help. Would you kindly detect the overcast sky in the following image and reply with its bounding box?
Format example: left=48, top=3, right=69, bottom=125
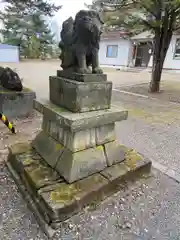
left=51, top=0, right=93, bottom=26
left=0, top=0, right=93, bottom=28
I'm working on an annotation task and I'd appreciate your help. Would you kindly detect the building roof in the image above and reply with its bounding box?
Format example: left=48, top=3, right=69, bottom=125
left=101, top=30, right=129, bottom=40
left=131, top=31, right=154, bottom=40
left=0, top=43, right=18, bottom=49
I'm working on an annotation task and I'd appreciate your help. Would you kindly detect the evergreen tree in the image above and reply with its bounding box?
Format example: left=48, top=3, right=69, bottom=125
left=28, top=14, right=55, bottom=58
left=0, top=0, right=61, bottom=58
left=2, top=0, right=61, bottom=16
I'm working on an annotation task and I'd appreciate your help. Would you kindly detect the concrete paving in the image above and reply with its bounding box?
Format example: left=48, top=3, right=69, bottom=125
left=2, top=60, right=180, bottom=99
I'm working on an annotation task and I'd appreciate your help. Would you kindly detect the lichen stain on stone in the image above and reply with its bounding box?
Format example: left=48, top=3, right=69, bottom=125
left=96, top=145, right=103, bottom=151
left=0, top=87, right=32, bottom=94
left=55, top=144, right=63, bottom=151
left=21, top=157, right=36, bottom=166
left=50, top=183, right=80, bottom=203
left=26, top=166, right=59, bottom=189
left=49, top=105, right=64, bottom=113
left=124, top=149, right=142, bottom=170
left=28, top=167, right=50, bottom=180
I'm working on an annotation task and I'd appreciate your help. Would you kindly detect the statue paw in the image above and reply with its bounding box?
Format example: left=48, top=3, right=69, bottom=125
left=77, top=68, right=90, bottom=74
left=92, top=67, right=103, bottom=74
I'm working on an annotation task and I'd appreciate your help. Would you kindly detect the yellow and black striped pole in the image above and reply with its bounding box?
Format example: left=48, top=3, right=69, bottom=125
left=0, top=113, right=16, bottom=134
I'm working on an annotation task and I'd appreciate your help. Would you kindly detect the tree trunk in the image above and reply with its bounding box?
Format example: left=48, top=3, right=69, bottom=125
left=149, top=31, right=172, bottom=93
left=149, top=60, right=163, bottom=92
left=149, top=11, right=174, bottom=93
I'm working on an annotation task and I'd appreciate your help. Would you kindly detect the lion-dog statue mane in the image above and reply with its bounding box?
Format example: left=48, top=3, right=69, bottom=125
left=58, top=10, right=104, bottom=74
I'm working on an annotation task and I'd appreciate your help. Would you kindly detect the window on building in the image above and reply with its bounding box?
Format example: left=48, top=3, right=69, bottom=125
left=174, top=38, right=180, bottom=59
left=106, top=45, right=118, bottom=58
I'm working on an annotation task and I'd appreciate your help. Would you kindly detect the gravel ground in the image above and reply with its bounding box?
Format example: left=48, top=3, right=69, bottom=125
left=0, top=111, right=42, bottom=163
left=113, top=91, right=180, bottom=172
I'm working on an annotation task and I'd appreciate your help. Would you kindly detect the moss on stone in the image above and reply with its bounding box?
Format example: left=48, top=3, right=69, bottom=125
left=50, top=183, right=80, bottom=203
left=9, top=142, right=31, bottom=155
left=55, top=143, right=63, bottom=151
left=22, top=158, right=37, bottom=166
left=0, top=87, right=33, bottom=94
left=25, top=164, right=60, bottom=190
left=124, top=149, right=143, bottom=170
left=96, top=145, right=103, bottom=151
left=46, top=103, right=65, bottom=113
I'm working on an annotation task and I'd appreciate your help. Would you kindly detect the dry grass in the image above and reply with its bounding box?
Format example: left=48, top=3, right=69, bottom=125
left=120, top=80, right=180, bottom=103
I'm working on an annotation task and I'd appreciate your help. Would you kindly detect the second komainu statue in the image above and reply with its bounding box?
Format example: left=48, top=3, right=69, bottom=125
left=58, top=10, right=104, bottom=74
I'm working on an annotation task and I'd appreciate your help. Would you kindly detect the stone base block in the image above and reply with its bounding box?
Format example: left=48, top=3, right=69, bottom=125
left=6, top=142, right=152, bottom=238
left=0, top=85, right=36, bottom=119
left=32, top=131, right=127, bottom=183
left=34, top=99, right=128, bottom=133
left=49, top=76, right=112, bottom=112
left=42, top=116, right=116, bottom=152
left=55, top=145, right=107, bottom=183
left=104, top=141, right=126, bottom=166
left=32, top=131, right=107, bottom=183
left=31, top=131, right=64, bottom=168
left=57, top=70, right=107, bottom=82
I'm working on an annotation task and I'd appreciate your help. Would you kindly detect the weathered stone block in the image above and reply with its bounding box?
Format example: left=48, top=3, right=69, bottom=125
left=100, top=162, right=130, bottom=182
left=123, top=149, right=151, bottom=173
left=95, top=123, right=115, bottom=145
left=8, top=142, right=40, bottom=174
left=8, top=142, right=31, bottom=156
left=32, top=131, right=64, bottom=168
left=57, top=70, right=107, bottom=82
left=42, top=118, right=116, bottom=152
left=38, top=174, right=109, bottom=222
left=42, top=117, right=96, bottom=152
left=24, top=162, right=61, bottom=191
left=49, top=76, right=112, bottom=112
left=34, top=99, right=128, bottom=132
left=104, top=141, right=125, bottom=166
left=56, top=145, right=107, bottom=183
left=0, top=86, right=36, bottom=118
left=63, top=127, right=96, bottom=152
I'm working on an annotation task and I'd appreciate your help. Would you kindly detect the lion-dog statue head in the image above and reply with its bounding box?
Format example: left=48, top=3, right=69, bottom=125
left=59, top=10, right=104, bottom=74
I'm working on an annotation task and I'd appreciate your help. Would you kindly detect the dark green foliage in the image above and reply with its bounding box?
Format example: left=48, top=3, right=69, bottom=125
left=2, top=0, right=61, bottom=16
left=0, top=0, right=61, bottom=58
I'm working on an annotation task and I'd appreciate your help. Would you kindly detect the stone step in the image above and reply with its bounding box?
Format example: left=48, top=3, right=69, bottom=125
left=6, top=142, right=152, bottom=238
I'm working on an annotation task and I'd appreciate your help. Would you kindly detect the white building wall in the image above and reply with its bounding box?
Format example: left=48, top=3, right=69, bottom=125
left=148, top=35, right=180, bottom=69
left=0, top=48, right=19, bottom=63
left=99, top=39, right=132, bottom=67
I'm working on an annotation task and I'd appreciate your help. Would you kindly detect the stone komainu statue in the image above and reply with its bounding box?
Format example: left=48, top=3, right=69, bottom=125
left=59, top=10, right=104, bottom=74
left=0, top=66, right=23, bottom=91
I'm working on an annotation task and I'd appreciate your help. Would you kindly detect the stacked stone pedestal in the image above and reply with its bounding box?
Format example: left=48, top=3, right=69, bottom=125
left=6, top=72, right=151, bottom=238
left=32, top=99, right=127, bottom=183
